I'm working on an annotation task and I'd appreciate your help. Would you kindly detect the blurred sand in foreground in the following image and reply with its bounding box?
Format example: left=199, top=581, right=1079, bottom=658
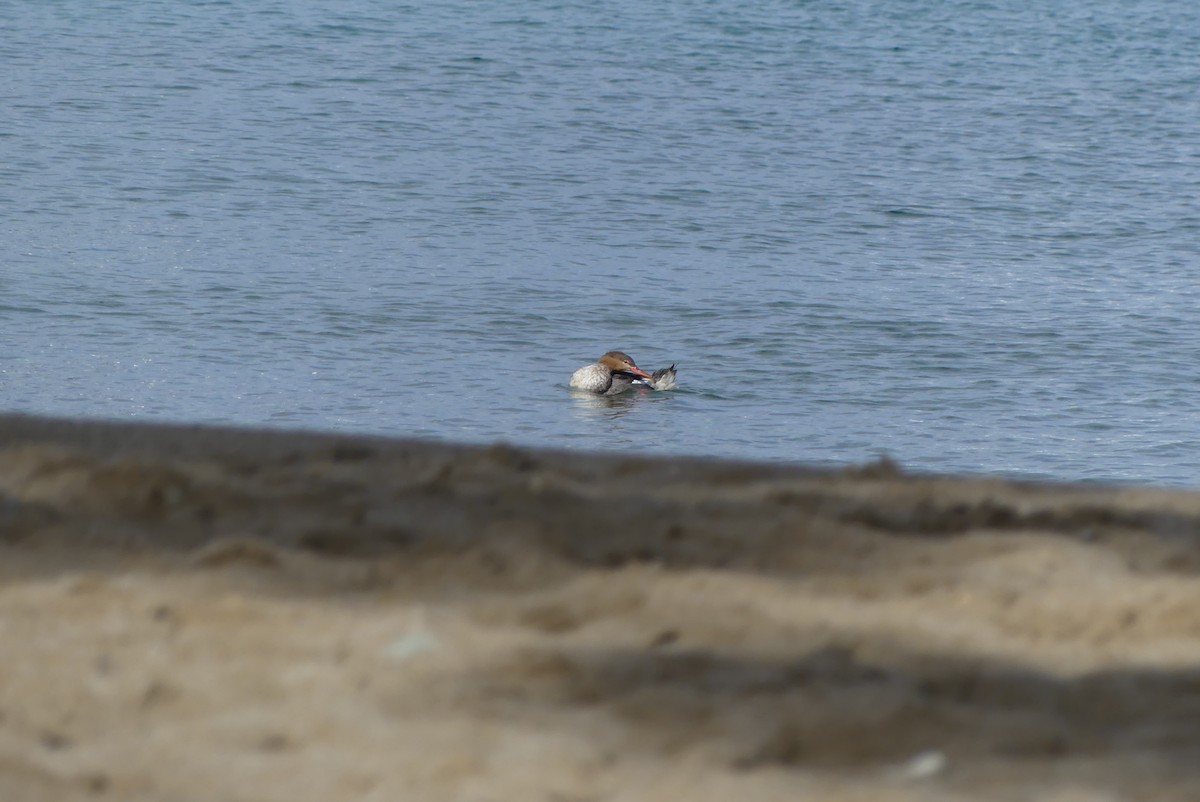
left=2, top=413, right=1200, bottom=801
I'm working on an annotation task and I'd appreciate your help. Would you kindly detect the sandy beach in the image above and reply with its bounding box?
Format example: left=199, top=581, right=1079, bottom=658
left=2, top=413, right=1200, bottom=801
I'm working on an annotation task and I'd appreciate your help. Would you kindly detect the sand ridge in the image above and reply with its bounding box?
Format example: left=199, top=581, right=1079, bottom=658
left=1, top=414, right=1200, bottom=801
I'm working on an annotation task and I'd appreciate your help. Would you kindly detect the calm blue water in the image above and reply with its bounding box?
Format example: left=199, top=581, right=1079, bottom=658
left=4, top=0, right=1200, bottom=485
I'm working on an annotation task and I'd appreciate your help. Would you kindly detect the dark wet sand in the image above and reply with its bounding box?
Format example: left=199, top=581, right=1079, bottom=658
left=2, top=413, right=1200, bottom=801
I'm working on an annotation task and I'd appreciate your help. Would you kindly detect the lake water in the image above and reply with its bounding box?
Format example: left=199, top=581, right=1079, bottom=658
left=4, top=0, right=1200, bottom=486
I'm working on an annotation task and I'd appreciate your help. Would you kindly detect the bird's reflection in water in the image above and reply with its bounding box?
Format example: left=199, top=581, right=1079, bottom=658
left=569, top=389, right=647, bottom=420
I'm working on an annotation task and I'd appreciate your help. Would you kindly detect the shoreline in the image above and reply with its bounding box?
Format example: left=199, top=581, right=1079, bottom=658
left=2, top=413, right=1200, bottom=801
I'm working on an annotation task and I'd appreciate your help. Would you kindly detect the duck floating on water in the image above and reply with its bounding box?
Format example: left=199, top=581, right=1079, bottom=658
left=569, top=351, right=678, bottom=395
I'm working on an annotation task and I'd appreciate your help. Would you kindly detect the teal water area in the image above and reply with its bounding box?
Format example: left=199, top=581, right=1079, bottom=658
left=4, top=1, right=1200, bottom=484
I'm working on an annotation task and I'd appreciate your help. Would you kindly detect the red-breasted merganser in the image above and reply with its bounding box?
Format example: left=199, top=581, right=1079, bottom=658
left=569, top=351, right=654, bottom=395
left=647, top=364, right=677, bottom=391
left=569, top=351, right=677, bottom=395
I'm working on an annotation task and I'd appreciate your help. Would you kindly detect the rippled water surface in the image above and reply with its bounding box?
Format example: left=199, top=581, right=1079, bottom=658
left=5, top=0, right=1200, bottom=485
